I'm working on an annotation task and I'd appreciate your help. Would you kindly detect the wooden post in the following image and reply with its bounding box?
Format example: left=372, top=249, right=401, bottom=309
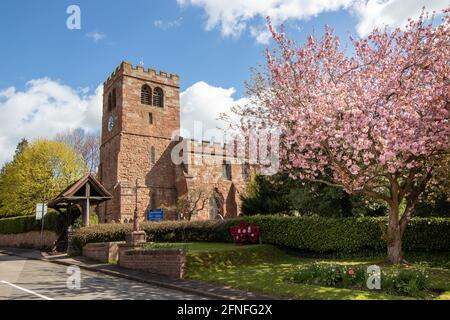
left=84, top=182, right=90, bottom=227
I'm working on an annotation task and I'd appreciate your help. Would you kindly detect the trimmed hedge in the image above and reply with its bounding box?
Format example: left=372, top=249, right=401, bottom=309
left=244, top=216, right=450, bottom=253
left=68, top=220, right=231, bottom=255
left=0, top=212, right=59, bottom=235
left=68, top=216, right=450, bottom=256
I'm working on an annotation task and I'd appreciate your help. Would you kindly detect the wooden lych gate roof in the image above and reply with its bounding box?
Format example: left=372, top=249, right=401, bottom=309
left=47, top=173, right=112, bottom=209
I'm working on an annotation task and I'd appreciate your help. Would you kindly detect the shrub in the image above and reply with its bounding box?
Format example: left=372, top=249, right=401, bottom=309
left=68, top=223, right=133, bottom=255
left=0, top=212, right=59, bottom=235
left=68, top=220, right=235, bottom=255
left=292, top=263, right=367, bottom=287
left=383, top=267, right=430, bottom=297
left=68, top=216, right=450, bottom=256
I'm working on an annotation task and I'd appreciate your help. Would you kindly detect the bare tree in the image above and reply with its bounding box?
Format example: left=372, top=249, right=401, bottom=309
left=163, top=188, right=209, bottom=221
left=55, top=128, right=100, bottom=173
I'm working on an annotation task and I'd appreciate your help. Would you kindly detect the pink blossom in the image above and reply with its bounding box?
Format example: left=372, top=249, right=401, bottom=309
left=235, top=7, right=450, bottom=217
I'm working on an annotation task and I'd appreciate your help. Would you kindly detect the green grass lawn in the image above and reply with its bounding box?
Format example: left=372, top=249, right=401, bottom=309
left=144, top=242, right=244, bottom=252
left=143, top=242, right=450, bottom=300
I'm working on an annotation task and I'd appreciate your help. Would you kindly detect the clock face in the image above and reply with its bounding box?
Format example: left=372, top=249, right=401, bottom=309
left=108, top=116, right=114, bottom=132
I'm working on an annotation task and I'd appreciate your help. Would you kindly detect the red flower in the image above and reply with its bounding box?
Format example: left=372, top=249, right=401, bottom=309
left=347, top=269, right=355, bottom=276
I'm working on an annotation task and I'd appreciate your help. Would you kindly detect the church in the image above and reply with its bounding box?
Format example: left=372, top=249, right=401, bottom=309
left=97, top=61, right=253, bottom=223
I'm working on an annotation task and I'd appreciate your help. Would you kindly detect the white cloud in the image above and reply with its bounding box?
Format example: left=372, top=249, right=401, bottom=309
left=180, top=81, right=247, bottom=143
left=177, top=0, right=354, bottom=42
left=353, top=0, right=449, bottom=36
left=154, top=17, right=183, bottom=30
left=0, top=78, right=102, bottom=165
left=0, top=78, right=248, bottom=164
left=177, top=0, right=448, bottom=42
left=86, top=31, right=107, bottom=43
left=250, top=25, right=272, bottom=45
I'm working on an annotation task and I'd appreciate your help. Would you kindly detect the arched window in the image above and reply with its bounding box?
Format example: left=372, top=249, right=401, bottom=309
left=108, top=92, right=112, bottom=111
left=108, top=89, right=117, bottom=111
left=153, top=87, right=164, bottom=107
left=150, top=146, right=156, bottom=164
left=209, top=189, right=224, bottom=220
left=151, top=192, right=157, bottom=210
left=111, top=89, right=117, bottom=109
left=209, top=197, right=218, bottom=220
left=141, top=85, right=152, bottom=105
left=222, top=160, right=232, bottom=180
left=242, top=162, right=250, bottom=180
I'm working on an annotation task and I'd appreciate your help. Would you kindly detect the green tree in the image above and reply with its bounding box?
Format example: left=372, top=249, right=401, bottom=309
left=0, top=138, right=29, bottom=177
left=413, top=154, right=450, bottom=217
left=13, top=138, right=29, bottom=160
left=241, top=173, right=291, bottom=215
left=287, top=180, right=353, bottom=217
left=0, top=139, right=87, bottom=217
left=287, top=178, right=387, bottom=217
left=241, top=173, right=387, bottom=217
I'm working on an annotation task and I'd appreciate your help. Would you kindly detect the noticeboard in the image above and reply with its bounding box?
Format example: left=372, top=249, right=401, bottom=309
left=147, top=209, right=164, bottom=222
left=35, top=203, right=48, bottom=220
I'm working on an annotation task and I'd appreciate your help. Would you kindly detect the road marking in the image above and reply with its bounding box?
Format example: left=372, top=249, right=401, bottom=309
left=0, top=280, right=54, bottom=300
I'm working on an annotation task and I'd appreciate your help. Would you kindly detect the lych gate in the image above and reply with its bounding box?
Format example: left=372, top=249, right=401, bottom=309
left=48, top=173, right=112, bottom=227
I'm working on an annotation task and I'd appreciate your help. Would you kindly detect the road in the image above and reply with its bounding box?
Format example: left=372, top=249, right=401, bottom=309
left=0, top=253, right=208, bottom=300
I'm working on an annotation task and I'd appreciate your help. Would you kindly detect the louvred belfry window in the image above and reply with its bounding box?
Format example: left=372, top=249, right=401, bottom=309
left=141, top=85, right=152, bottom=105
left=153, top=87, right=164, bottom=107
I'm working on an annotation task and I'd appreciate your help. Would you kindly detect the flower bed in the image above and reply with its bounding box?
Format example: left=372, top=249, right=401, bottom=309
left=288, top=262, right=431, bottom=298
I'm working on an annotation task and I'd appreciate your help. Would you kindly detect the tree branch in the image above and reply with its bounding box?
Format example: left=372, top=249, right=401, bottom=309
left=399, top=168, right=433, bottom=235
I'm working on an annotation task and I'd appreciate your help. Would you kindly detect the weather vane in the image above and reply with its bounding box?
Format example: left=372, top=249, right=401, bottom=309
left=139, top=57, right=144, bottom=68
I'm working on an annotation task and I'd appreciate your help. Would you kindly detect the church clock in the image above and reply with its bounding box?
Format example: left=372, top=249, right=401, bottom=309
left=107, top=115, right=114, bottom=132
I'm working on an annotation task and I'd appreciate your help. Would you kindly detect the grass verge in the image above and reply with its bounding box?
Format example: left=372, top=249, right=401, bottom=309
left=143, top=242, right=450, bottom=300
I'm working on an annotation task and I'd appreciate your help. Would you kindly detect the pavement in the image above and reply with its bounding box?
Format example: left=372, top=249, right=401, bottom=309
left=0, top=247, right=274, bottom=300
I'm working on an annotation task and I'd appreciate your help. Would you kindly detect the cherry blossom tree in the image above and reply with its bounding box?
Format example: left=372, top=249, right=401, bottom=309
left=237, top=8, right=449, bottom=264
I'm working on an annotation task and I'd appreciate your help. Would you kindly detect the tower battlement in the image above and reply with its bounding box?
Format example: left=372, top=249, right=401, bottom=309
left=104, top=61, right=180, bottom=89
left=185, top=138, right=228, bottom=156
left=180, top=138, right=252, bottom=162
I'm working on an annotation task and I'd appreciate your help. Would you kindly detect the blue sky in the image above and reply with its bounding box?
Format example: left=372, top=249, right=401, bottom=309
left=0, top=0, right=358, bottom=95
left=0, top=0, right=447, bottom=164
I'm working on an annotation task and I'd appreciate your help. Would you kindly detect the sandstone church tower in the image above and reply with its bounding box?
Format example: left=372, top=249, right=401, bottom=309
left=98, top=61, right=252, bottom=224
left=98, top=61, right=181, bottom=223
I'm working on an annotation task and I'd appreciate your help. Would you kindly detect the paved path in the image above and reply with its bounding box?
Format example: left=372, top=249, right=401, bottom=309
left=0, top=252, right=208, bottom=300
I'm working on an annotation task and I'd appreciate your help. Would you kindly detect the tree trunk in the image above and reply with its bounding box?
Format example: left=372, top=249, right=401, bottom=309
left=387, top=205, right=404, bottom=264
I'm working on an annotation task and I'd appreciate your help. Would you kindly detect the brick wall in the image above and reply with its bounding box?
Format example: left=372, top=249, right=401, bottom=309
left=0, top=231, right=57, bottom=249
left=82, top=242, right=123, bottom=263
left=119, top=248, right=186, bottom=279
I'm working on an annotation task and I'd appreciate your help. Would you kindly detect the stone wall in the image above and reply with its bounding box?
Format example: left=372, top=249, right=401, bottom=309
left=0, top=231, right=57, bottom=249
left=119, top=248, right=186, bottom=279
left=82, top=242, right=123, bottom=263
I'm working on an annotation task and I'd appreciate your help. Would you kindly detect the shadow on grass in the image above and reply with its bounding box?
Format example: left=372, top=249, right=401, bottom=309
left=184, top=245, right=450, bottom=300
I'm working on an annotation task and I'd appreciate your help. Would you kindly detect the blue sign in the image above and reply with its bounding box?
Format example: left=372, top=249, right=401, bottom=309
left=147, top=209, right=164, bottom=222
